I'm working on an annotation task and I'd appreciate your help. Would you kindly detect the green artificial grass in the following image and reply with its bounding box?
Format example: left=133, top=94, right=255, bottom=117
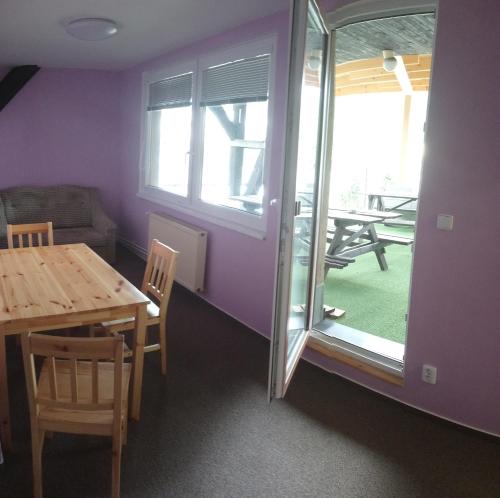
left=323, top=224, right=413, bottom=344
left=291, top=224, right=413, bottom=345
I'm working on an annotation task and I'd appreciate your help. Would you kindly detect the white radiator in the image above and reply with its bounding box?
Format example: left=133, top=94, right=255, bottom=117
left=148, top=212, right=207, bottom=292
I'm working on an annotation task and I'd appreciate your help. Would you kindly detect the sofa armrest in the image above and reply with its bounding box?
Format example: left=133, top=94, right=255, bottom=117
left=92, top=208, right=116, bottom=235
left=89, top=190, right=117, bottom=234
left=89, top=189, right=117, bottom=263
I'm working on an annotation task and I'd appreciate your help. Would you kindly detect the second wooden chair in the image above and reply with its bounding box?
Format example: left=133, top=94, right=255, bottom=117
left=94, top=239, right=178, bottom=375
left=7, top=222, right=54, bottom=248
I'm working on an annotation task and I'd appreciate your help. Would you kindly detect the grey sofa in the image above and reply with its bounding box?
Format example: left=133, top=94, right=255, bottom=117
left=0, top=186, right=116, bottom=263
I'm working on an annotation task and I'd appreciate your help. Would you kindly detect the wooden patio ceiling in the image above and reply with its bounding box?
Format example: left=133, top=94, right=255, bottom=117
left=304, top=13, right=434, bottom=96
left=335, top=54, right=432, bottom=96
left=304, top=53, right=431, bottom=95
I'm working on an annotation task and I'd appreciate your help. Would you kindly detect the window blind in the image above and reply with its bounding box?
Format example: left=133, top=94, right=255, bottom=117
left=148, top=72, right=192, bottom=111
left=200, top=54, right=270, bottom=107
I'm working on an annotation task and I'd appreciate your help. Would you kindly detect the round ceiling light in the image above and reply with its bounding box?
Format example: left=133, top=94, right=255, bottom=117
left=65, top=18, right=119, bottom=41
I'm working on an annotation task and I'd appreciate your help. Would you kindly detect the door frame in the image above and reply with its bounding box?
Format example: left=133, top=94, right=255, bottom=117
left=268, top=0, right=441, bottom=398
left=325, top=0, right=438, bottom=29
left=310, top=0, right=440, bottom=376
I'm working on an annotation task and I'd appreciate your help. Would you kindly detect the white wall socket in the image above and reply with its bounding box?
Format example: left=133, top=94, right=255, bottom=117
left=437, top=214, right=453, bottom=231
left=422, top=364, right=437, bottom=384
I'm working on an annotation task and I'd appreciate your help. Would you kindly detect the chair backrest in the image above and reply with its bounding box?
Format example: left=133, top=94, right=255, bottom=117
left=7, top=222, right=54, bottom=249
left=142, top=239, right=179, bottom=316
left=21, top=334, right=124, bottom=421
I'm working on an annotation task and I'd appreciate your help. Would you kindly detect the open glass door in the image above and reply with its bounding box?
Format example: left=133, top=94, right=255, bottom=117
left=268, top=0, right=329, bottom=400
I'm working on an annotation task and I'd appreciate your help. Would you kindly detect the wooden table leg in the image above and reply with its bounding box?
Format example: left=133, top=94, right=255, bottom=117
left=368, top=224, right=388, bottom=271
left=0, top=334, right=12, bottom=451
left=325, top=223, right=346, bottom=278
left=129, top=304, right=147, bottom=421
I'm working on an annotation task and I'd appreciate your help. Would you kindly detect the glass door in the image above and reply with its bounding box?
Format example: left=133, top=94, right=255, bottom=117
left=268, top=0, right=330, bottom=400
left=311, top=12, right=436, bottom=365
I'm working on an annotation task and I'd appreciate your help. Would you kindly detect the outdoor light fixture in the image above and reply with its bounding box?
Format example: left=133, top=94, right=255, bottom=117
left=382, top=49, right=398, bottom=72
left=307, top=49, right=323, bottom=71
left=65, top=18, right=119, bottom=41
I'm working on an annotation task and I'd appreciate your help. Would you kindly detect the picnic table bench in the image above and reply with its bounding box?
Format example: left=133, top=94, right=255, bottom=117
left=368, top=193, right=418, bottom=229
left=368, top=192, right=418, bottom=211
left=376, top=233, right=414, bottom=246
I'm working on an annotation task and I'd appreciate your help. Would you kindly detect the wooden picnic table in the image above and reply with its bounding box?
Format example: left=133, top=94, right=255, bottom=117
left=0, top=243, right=149, bottom=452
left=326, top=209, right=412, bottom=272
left=294, top=208, right=413, bottom=272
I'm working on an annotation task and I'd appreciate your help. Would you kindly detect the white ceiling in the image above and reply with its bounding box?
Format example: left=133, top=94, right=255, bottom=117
left=0, top=0, right=288, bottom=71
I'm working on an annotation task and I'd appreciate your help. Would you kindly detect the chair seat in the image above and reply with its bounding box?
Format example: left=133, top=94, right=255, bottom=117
left=101, top=301, right=160, bottom=330
left=37, top=359, right=131, bottom=436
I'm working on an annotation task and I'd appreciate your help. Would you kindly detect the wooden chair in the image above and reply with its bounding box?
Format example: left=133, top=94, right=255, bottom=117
left=94, top=239, right=178, bottom=375
left=21, top=333, right=131, bottom=498
left=7, top=222, right=55, bottom=344
left=7, top=222, right=54, bottom=248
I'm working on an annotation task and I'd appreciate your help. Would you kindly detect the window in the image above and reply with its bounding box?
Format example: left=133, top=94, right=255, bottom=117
left=199, top=55, right=270, bottom=215
left=139, top=38, right=275, bottom=237
left=144, top=70, right=193, bottom=197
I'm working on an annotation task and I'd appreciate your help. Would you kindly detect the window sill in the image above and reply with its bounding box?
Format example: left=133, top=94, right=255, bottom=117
left=137, top=190, right=268, bottom=240
left=307, top=328, right=404, bottom=386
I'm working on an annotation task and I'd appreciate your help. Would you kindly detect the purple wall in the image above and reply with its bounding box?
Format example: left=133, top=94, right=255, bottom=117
left=303, top=0, right=500, bottom=435
left=118, top=12, right=290, bottom=334
left=0, top=68, right=121, bottom=218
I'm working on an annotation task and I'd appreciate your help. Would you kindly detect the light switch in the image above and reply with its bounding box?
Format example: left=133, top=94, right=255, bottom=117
left=437, top=214, right=453, bottom=231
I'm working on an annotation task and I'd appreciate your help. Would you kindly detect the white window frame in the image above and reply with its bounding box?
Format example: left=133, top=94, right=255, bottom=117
left=138, top=60, right=197, bottom=208
left=138, top=35, right=277, bottom=239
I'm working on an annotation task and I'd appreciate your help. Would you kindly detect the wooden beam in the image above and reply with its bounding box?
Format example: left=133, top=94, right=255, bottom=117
left=0, top=65, right=40, bottom=112
left=394, top=56, right=413, bottom=95
left=243, top=150, right=264, bottom=196
left=336, top=71, right=397, bottom=86
left=209, top=106, right=237, bottom=139
left=336, top=83, right=402, bottom=96
left=399, top=95, right=412, bottom=181
left=228, top=104, right=246, bottom=196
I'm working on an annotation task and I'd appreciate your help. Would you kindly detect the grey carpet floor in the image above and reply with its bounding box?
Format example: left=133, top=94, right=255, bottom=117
left=1, top=245, right=500, bottom=498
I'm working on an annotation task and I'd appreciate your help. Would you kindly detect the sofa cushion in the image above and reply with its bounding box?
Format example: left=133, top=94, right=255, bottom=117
left=54, top=227, right=107, bottom=247
left=1, top=186, right=92, bottom=228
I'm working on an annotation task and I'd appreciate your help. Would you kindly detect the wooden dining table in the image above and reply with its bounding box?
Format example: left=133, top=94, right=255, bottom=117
left=0, top=243, right=150, bottom=452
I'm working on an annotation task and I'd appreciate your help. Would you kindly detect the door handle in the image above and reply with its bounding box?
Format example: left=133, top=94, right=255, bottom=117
left=294, top=200, right=302, bottom=216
